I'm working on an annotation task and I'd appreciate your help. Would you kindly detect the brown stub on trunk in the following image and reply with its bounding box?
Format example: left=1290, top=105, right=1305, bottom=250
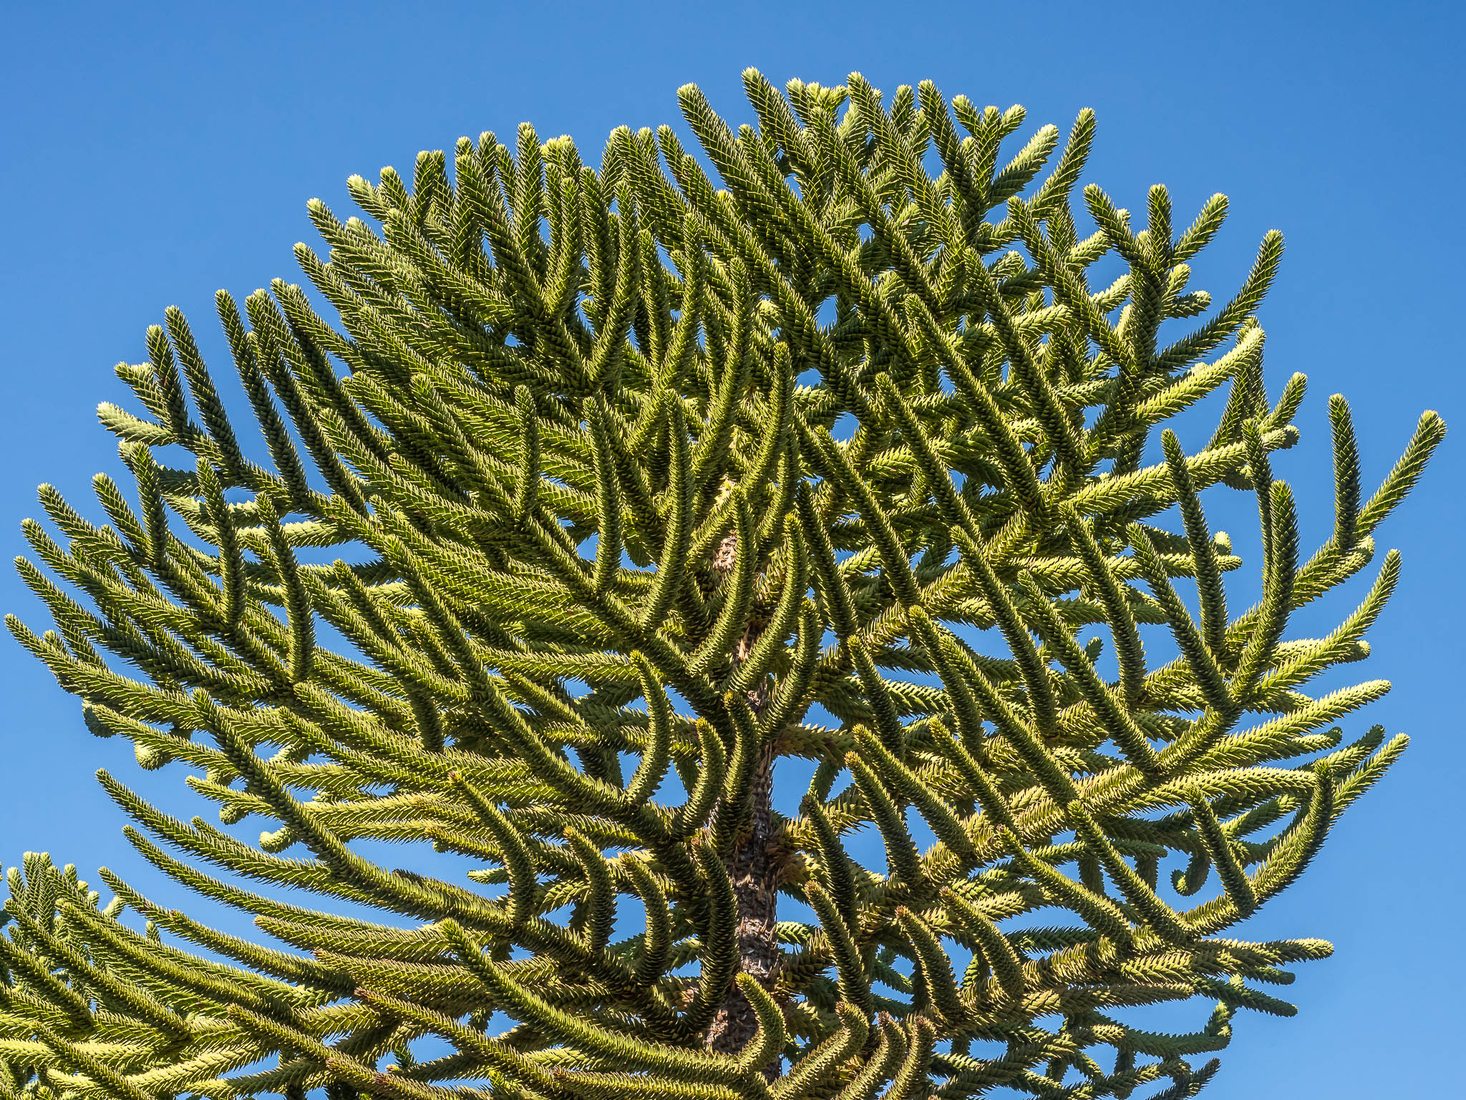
left=703, top=529, right=786, bottom=1079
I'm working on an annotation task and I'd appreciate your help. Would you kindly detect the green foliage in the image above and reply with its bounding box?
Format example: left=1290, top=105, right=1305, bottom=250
left=0, top=70, right=1443, bottom=1099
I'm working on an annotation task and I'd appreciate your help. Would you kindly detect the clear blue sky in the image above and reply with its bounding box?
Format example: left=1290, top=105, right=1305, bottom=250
left=2, top=3, right=1462, bottom=1096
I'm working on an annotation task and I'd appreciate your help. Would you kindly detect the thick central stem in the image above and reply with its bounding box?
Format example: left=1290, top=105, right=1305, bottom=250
left=705, top=738, right=781, bottom=1063
left=703, top=532, right=784, bottom=1077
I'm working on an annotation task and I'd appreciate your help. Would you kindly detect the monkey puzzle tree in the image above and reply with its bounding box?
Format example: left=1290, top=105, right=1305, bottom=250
left=0, top=71, right=1444, bottom=1099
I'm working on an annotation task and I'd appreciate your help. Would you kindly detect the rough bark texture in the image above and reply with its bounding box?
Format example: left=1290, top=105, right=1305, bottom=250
left=703, top=531, right=786, bottom=1079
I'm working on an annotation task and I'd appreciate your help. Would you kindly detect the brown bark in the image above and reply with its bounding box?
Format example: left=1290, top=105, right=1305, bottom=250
left=703, top=531, right=786, bottom=1079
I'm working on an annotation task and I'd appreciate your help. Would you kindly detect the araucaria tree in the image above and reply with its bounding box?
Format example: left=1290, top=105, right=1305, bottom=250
left=0, top=71, right=1443, bottom=1099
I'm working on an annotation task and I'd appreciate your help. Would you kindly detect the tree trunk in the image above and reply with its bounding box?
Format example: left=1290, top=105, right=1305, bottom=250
left=703, top=531, right=785, bottom=1080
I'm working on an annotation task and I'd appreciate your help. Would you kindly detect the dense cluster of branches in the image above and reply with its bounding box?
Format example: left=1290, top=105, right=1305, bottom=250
left=0, top=71, right=1442, bottom=1099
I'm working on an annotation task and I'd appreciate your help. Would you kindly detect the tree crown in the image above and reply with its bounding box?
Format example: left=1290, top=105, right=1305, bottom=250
left=0, top=70, right=1444, bottom=1100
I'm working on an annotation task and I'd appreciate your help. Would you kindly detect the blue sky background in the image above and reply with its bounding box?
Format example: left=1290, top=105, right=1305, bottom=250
left=2, top=2, right=1462, bottom=1096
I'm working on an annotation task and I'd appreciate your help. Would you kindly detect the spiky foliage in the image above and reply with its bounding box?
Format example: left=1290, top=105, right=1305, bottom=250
left=0, top=71, right=1443, bottom=1100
